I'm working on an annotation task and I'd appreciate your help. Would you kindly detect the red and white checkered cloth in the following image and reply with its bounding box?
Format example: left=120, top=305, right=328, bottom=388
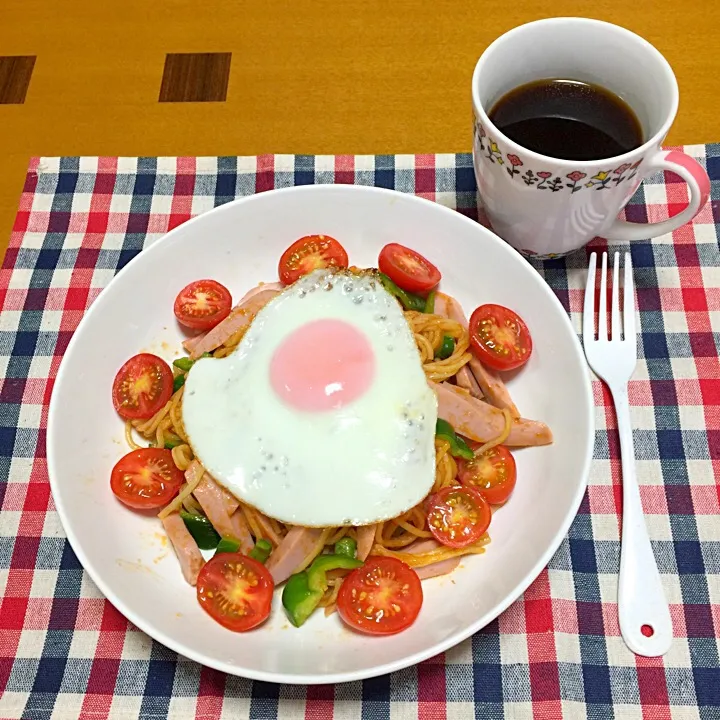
left=0, top=151, right=718, bottom=719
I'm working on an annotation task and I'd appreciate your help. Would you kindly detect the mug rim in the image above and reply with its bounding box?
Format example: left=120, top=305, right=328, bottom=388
left=471, top=17, right=680, bottom=168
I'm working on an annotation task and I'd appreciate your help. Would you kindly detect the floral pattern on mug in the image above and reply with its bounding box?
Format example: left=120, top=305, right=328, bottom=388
left=566, top=171, right=587, bottom=193
left=535, top=171, right=553, bottom=189
left=485, top=139, right=504, bottom=165
left=473, top=119, right=645, bottom=193
left=474, top=123, right=487, bottom=151
left=584, top=171, right=612, bottom=190
left=505, top=154, right=523, bottom=177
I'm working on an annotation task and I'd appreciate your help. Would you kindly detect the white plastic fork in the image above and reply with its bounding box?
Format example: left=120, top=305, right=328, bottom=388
left=583, top=251, right=673, bottom=657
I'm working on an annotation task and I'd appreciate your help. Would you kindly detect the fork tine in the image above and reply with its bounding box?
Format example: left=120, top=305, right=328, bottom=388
left=611, top=251, right=620, bottom=340
left=583, top=252, right=597, bottom=340
left=623, top=252, right=636, bottom=341
left=598, top=252, right=608, bottom=341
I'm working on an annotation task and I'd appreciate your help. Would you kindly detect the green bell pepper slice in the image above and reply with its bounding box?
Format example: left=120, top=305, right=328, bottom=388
left=172, top=356, right=194, bottom=372
left=173, top=374, right=186, bottom=393
left=249, top=538, right=272, bottom=564
left=306, top=554, right=363, bottom=593
left=163, top=432, right=184, bottom=450
left=435, top=418, right=474, bottom=460
left=179, top=511, right=221, bottom=550
left=282, top=571, right=322, bottom=628
left=282, top=553, right=364, bottom=627
left=214, top=536, right=241, bottom=555
left=435, top=335, right=455, bottom=360
left=424, top=290, right=436, bottom=314
left=334, top=537, right=357, bottom=559
left=173, top=353, right=212, bottom=373
left=378, top=273, right=427, bottom=312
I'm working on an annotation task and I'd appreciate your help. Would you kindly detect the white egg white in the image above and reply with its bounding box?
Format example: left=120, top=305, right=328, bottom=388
left=182, top=268, right=438, bottom=527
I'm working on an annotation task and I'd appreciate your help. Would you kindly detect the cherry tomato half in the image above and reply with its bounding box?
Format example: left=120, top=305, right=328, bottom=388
left=112, top=353, right=173, bottom=420
left=458, top=444, right=517, bottom=505
left=426, top=485, right=491, bottom=548
left=468, top=304, right=533, bottom=372
left=174, top=279, right=233, bottom=331
left=278, top=235, right=349, bottom=285
left=337, top=556, right=423, bottom=635
left=197, top=553, right=274, bottom=632
left=110, top=448, right=184, bottom=510
left=378, top=243, right=441, bottom=294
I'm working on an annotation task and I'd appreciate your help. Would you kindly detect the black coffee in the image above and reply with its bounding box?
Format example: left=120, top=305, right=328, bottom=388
left=488, top=79, right=643, bottom=161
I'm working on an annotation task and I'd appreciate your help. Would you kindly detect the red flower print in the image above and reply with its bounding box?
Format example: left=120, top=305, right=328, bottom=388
left=537, top=171, right=553, bottom=179
left=630, top=159, right=642, bottom=168
left=478, top=125, right=486, bottom=137
left=613, top=163, right=631, bottom=175
left=507, top=154, right=523, bottom=167
left=566, top=171, right=587, bottom=182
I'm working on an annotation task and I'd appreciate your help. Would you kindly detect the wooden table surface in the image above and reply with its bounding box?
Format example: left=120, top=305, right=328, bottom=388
left=1, top=1, right=718, bottom=260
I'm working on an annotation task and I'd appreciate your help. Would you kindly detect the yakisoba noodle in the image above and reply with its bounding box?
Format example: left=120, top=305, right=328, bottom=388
left=125, top=309, right=499, bottom=593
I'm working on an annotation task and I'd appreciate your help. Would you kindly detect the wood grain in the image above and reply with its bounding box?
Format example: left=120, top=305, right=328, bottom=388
left=0, top=56, right=36, bottom=104
left=0, top=1, right=718, bottom=260
left=159, top=53, right=231, bottom=102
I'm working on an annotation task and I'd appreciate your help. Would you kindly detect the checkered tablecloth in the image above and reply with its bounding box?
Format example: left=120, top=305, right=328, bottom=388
left=0, top=150, right=718, bottom=719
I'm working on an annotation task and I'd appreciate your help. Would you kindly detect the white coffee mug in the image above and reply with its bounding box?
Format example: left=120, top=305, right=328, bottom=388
left=471, top=18, right=710, bottom=259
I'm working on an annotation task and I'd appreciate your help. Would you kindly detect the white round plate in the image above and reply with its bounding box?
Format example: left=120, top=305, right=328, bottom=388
left=48, top=185, right=593, bottom=684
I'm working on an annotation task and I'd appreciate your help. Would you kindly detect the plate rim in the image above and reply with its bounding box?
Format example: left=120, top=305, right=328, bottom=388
left=47, top=184, right=594, bottom=684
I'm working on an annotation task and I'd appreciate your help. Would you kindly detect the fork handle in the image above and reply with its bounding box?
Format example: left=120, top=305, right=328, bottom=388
left=612, top=384, right=673, bottom=656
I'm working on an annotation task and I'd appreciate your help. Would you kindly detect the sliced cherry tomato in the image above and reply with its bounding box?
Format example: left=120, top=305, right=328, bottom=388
left=337, top=556, right=422, bottom=635
left=112, top=353, right=173, bottom=419
left=378, top=243, right=441, bottom=294
left=468, top=303, right=533, bottom=372
left=426, top=485, right=491, bottom=548
left=278, top=235, right=349, bottom=285
left=173, top=279, right=232, bottom=331
left=196, top=553, right=274, bottom=632
left=110, top=448, right=184, bottom=510
left=458, top=444, right=517, bottom=505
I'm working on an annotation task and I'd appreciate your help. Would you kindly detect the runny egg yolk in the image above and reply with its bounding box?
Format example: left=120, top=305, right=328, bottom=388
left=269, top=318, right=375, bottom=412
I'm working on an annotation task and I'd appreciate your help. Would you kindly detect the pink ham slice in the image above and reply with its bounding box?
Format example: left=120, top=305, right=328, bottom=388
left=435, top=292, right=520, bottom=418
left=185, top=459, right=204, bottom=486
left=193, top=475, right=253, bottom=553
left=215, top=482, right=239, bottom=516
left=227, top=510, right=254, bottom=554
left=265, top=526, right=325, bottom=584
left=252, top=512, right=283, bottom=548
left=183, top=285, right=281, bottom=358
left=404, top=539, right=461, bottom=579
left=356, top=524, right=377, bottom=561
left=433, top=381, right=552, bottom=446
left=455, top=365, right=483, bottom=399
left=162, top=513, right=205, bottom=585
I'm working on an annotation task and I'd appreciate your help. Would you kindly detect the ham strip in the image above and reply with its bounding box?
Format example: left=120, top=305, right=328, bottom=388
left=356, top=524, right=377, bottom=561
left=416, top=557, right=461, bottom=579
left=455, top=365, right=483, bottom=399
left=266, top=526, right=325, bottom=584
left=228, top=509, right=254, bottom=554
left=194, top=476, right=235, bottom=537
left=253, top=512, right=284, bottom=547
left=435, top=292, right=520, bottom=418
left=162, top=513, right=205, bottom=585
left=433, top=382, right=552, bottom=446
left=216, top=483, right=240, bottom=516
left=404, top=539, right=461, bottom=579
left=184, top=287, right=281, bottom=358
left=406, top=539, right=440, bottom=554
left=237, top=282, right=284, bottom=304
left=185, top=459, right=204, bottom=486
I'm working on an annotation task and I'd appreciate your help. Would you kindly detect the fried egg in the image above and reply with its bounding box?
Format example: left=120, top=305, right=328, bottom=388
left=182, top=268, right=438, bottom=526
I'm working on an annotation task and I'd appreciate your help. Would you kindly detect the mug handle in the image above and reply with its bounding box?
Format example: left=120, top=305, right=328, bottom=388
left=605, top=150, right=710, bottom=241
